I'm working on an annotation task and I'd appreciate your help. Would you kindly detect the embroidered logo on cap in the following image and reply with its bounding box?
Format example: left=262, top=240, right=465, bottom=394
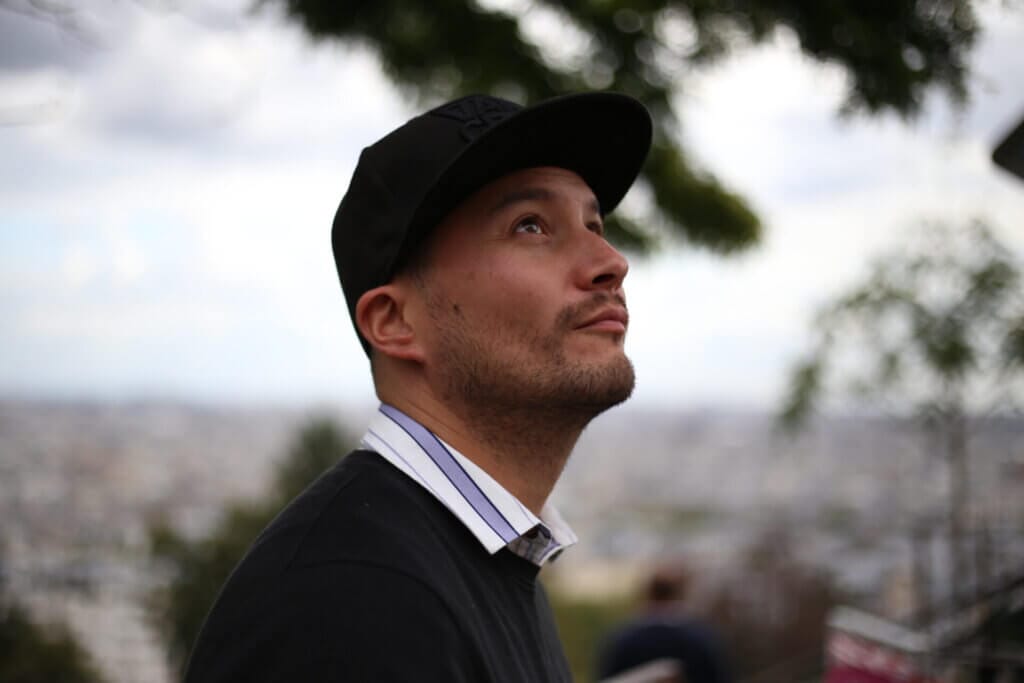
left=430, top=95, right=520, bottom=142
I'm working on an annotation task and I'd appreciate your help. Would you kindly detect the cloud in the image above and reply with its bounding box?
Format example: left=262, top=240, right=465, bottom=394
left=0, top=4, right=94, bottom=72
left=77, top=7, right=257, bottom=144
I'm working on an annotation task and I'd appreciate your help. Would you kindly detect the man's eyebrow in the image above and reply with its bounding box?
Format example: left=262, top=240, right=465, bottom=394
left=487, top=186, right=602, bottom=216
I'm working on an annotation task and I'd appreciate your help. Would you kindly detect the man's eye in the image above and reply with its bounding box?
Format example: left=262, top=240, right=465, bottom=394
left=514, top=219, right=544, bottom=235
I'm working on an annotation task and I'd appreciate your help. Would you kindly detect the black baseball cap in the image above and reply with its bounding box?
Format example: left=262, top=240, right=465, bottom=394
left=331, top=91, right=653, bottom=355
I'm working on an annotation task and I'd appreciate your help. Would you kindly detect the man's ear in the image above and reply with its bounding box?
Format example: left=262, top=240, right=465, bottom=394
left=355, top=283, right=424, bottom=362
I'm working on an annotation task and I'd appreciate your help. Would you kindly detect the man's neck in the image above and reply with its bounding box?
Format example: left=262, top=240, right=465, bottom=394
left=382, top=393, right=589, bottom=515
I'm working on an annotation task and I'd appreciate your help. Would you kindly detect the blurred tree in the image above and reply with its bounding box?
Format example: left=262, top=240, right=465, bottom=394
left=268, top=0, right=980, bottom=253
left=0, top=603, right=105, bottom=683
left=149, top=417, right=352, bottom=677
left=780, top=220, right=1024, bottom=599
left=271, top=419, right=353, bottom=501
left=704, top=527, right=837, bottom=681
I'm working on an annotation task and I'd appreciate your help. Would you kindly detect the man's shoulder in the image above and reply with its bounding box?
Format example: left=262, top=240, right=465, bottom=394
left=245, top=449, right=476, bottom=579
left=186, top=451, right=483, bottom=667
left=185, top=461, right=485, bottom=682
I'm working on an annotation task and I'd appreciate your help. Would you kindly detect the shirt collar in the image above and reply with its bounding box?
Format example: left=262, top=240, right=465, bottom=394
left=360, top=403, right=577, bottom=566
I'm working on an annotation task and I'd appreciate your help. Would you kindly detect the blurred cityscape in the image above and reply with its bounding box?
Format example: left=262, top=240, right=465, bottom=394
left=2, top=398, right=1021, bottom=682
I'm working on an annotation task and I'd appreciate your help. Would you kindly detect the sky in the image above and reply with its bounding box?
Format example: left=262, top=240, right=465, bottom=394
left=1, top=0, right=1023, bottom=411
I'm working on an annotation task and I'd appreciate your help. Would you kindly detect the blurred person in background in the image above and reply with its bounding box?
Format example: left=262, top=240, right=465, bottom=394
left=184, top=92, right=652, bottom=681
left=598, top=564, right=734, bottom=683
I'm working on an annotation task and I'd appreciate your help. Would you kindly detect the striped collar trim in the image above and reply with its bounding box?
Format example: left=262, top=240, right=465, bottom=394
left=360, top=403, right=577, bottom=566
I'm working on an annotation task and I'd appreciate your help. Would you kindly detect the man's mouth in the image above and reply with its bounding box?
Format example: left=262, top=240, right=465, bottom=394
left=575, top=307, right=629, bottom=333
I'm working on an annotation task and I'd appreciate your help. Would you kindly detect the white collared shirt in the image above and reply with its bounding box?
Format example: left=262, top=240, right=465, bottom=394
left=360, top=403, right=577, bottom=566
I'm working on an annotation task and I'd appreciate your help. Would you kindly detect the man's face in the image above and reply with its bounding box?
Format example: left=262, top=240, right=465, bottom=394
left=408, top=166, right=635, bottom=417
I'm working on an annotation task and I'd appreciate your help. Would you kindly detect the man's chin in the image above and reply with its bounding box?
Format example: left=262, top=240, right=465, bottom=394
left=568, top=354, right=635, bottom=412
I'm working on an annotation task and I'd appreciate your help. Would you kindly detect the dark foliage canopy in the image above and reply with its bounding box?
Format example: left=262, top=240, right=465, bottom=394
left=0, top=604, right=105, bottom=683
left=271, top=0, right=978, bottom=253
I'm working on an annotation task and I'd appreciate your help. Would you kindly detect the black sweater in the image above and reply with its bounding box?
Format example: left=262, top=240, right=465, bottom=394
left=184, top=450, right=572, bottom=682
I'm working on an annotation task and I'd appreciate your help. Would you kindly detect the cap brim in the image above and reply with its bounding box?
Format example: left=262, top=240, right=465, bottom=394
left=396, top=92, right=652, bottom=271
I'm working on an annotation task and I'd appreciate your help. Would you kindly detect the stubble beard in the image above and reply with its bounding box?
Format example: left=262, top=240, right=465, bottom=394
left=428, top=293, right=636, bottom=430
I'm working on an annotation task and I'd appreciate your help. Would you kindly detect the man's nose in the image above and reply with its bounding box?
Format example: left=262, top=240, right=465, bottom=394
left=577, top=228, right=629, bottom=292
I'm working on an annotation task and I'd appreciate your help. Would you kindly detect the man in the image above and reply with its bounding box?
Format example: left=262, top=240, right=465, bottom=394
left=598, top=564, right=733, bottom=683
left=184, top=92, right=652, bottom=682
